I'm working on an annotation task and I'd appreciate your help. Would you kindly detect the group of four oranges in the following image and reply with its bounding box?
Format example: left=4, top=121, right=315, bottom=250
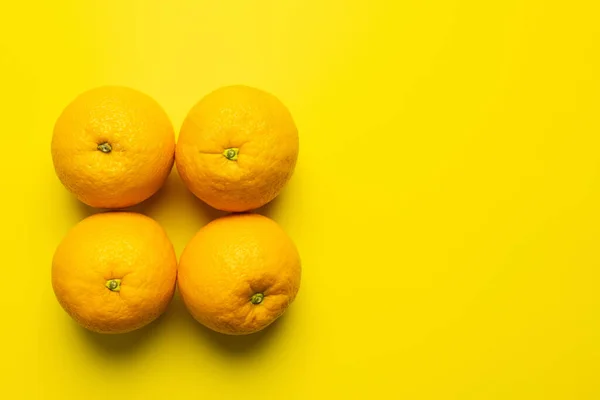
left=51, top=85, right=301, bottom=335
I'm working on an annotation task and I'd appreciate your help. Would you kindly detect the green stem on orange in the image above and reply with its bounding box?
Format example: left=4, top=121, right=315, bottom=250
left=223, top=147, right=239, bottom=161
left=250, top=293, right=264, bottom=304
left=106, top=279, right=121, bottom=292
left=97, top=142, right=112, bottom=153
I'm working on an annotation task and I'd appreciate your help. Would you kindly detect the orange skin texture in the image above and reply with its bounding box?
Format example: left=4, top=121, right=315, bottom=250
left=177, top=213, right=301, bottom=335
left=52, top=212, right=177, bottom=334
left=175, top=85, right=299, bottom=212
left=51, top=86, right=175, bottom=209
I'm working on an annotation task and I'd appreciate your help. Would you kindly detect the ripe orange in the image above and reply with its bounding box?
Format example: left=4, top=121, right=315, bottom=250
left=52, top=212, right=177, bottom=334
left=175, top=85, right=299, bottom=212
left=51, top=86, right=175, bottom=209
left=178, top=213, right=301, bottom=335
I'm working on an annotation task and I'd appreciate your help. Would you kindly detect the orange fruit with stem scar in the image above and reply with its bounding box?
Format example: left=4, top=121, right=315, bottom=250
left=175, top=85, right=299, bottom=212
left=51, top=86, right=175, bottom=209
left=177, top=213, right=301, bottom=335
left=51, top=212, right=177, bottom=334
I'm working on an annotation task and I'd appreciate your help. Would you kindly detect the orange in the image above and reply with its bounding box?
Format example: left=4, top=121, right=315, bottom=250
left=52, top=212, right=177, bottom=334
left=175, top=85, right=299, bottom=212
left=51, top=86, right=175, bottom=209
left=177, top=213, right=301, bottom=335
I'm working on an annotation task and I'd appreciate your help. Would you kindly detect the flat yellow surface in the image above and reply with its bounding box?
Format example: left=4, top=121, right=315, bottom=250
left=1, top=1, right=600, bottom=398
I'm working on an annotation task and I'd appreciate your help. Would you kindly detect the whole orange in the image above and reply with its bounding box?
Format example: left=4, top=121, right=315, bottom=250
left=178, top=213, right=301, bottom=335
left=175, top=85, right=299, bottom=212
left=52, top=212, right=177, bottom=334
left=51, top=86, right=175, bottom=209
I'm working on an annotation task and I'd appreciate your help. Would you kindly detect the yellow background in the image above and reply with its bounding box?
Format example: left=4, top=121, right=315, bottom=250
left=1, top=0, right=599, bottom=398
